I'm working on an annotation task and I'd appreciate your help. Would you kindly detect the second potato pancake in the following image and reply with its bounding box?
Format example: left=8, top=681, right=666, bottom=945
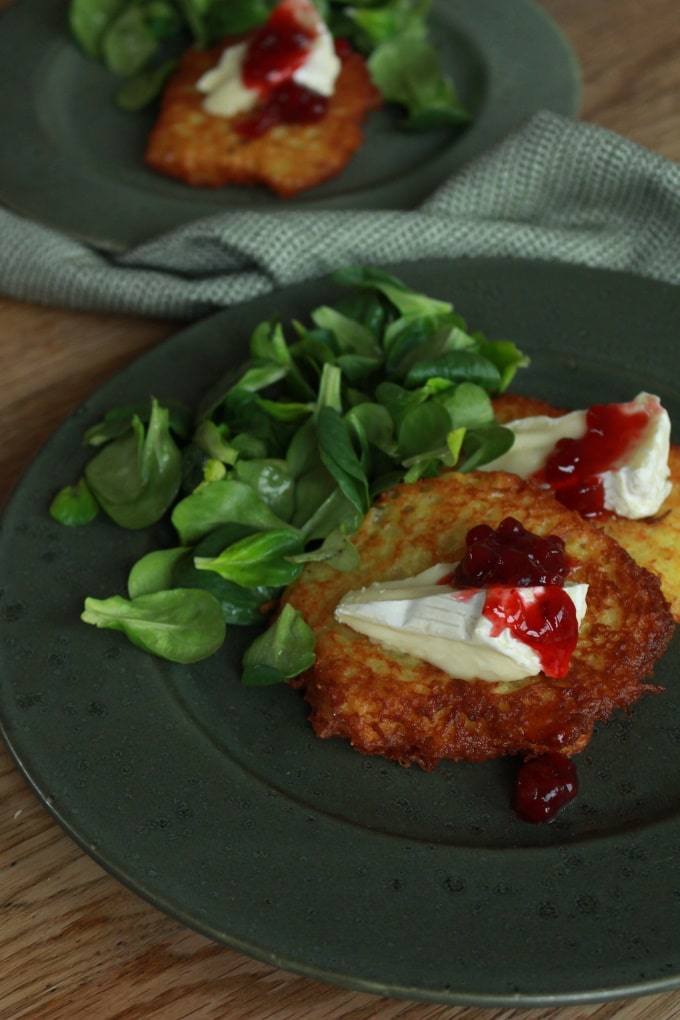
left=493, top=394, right=680, bottom=621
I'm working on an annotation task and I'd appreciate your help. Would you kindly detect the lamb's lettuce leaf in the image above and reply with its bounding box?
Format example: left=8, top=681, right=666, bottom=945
left=241, top=604, right=316, bottom=685
left=82, top=589, right=225, bottom=663
left=57, top=265, right=528, bottom=671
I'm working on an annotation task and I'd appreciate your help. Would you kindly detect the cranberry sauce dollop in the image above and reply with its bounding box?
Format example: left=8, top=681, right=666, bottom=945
left=540, top=400, right=653, bottom=517
left=242, top=0, right=317, bottom=94
left=235, top=80, right=328, bottom=138
left=453, top=517, right=579, bottom=679
left=453, top=516, right=569, bottom=588
left=513, top=752, right=579, bottom=823
left=234, top=0, right=336, bottom=138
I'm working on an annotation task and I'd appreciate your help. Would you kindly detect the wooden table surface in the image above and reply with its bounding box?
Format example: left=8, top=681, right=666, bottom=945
left=1, top=2, right=679, bottom=1018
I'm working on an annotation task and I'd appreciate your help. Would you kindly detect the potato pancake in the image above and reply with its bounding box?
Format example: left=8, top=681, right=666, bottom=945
left=283, top=472, right=674, bottom=769
left=493, top=394, right=680, bottom=622
left=144, top=42, right=381, bottom=195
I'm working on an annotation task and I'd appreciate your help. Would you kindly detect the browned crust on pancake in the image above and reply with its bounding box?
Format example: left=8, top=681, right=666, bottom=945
left=492, top=394, right=565, bottom=423
left=283, top=472, right=673, bottom=770
left=144, top=42, right=382, bottom=195
left=493, top=394, right=680, bottom=622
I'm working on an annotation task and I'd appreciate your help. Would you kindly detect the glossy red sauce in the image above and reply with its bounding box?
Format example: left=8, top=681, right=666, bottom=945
left=235, top=81, right=328, bottom=138
left=242, top=0, right=317, bottom=94
left=513, top=752, right=579, bottom=823
left=539, top=400, right=653, bottom=516
left=482, top=586, right=578, bottom=679
left=333, top=37, right=354, bottom=61
left=447, top=517, right=578, bottom=678
left=233, top=0, right=338, bottom=138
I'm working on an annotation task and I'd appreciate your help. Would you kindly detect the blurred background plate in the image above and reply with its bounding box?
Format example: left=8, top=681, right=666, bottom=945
left=0, top=0, right=579, bottom=250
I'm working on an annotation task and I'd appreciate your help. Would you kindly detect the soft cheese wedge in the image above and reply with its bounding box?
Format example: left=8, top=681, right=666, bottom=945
left=335, top=563, right=588, bottom=683
left=197, top=0, right=341, bottom=117
left=481, top=392, right=671, bottom=519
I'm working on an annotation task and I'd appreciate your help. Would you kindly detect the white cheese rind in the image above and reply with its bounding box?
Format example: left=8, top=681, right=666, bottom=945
left=478, top=410, right=586, bottom=478
left=197, top=4, right=341, bottom=118
left=600, top=395, right=672, bottom=518
left=293, top=22, right=341, bottom=96
left=480, top=392, right=672, bottom=519
left=198, top=43, right=258, bottom=117
left=335, top=565, right=588, bottom=684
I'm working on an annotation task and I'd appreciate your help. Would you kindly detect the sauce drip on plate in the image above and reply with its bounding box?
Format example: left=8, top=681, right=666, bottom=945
left=513, top=752, right=579, bottom=823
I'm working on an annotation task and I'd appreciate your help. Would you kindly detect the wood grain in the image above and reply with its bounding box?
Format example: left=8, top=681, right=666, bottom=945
left=540, top=0, right=680, bottom=162
left=1, top=1, right=679, bottom=1018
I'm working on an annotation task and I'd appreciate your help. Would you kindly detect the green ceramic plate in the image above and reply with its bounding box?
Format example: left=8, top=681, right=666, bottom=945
left=1, top=258, right=679, bottom=1006
left=0, top=0, right=579, bottom=250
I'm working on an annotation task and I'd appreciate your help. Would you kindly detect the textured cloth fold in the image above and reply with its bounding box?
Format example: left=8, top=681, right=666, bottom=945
left=1, top=111, right=678, bottom=320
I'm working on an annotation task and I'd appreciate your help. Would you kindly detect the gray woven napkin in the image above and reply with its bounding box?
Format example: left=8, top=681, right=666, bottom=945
left=1, top=110, right=679, bottom=320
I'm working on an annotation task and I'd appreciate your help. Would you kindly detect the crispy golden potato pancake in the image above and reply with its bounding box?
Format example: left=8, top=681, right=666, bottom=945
left=144, top=42, right=381, bottom=195
left=493, top=394, right=680, bottom=622
left=283, top=472, right=674, bottom=770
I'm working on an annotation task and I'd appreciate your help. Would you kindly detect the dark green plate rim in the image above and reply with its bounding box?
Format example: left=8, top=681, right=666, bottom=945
left=1, top=257, right=679, bottom=1007
left=0, top=0, right=579, bottom=250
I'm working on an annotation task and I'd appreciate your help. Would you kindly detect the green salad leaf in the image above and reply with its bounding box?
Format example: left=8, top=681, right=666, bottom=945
left=49, top=477, right=100, bottom=527
left=195, top=528, right=304, bottom=587
left=172, top=523, right=280, bottom=625
left=101, top=1, right=182, bottom=77
left=368, top=27, right=470, bottom=128
left=127, top=546, right=188, bottom=597
left=69, top=0, right=128, bottom=58
left=317, top=406, right=371, bottom=516
left=57, top=266, right=528, bottom=673
left=241, top=604, right=316, bottom=685
left=116, top=58, right=177, bottom=112
left=288, top=528, right=360, bottom=571
left=84, top=398, right=182, bottom=529
left=342, top=0, right=428, bottom=44
left=82, top=589, right=226, bottom=663
left=171, top=478, right=295, bottom=545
